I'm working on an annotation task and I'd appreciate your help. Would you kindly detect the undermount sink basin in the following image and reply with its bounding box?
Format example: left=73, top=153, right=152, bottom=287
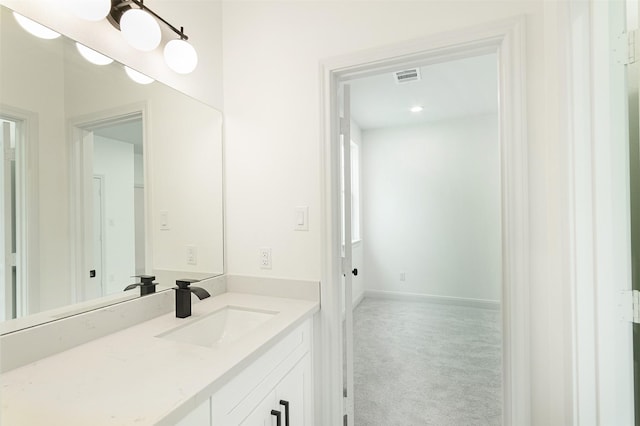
left=157, top=306, right=278, bottom=348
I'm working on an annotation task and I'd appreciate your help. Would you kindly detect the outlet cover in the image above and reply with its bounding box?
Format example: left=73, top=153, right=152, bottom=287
left=260, top=247, right=272, bottom=269
left=186, top=245, right=197, bottom=265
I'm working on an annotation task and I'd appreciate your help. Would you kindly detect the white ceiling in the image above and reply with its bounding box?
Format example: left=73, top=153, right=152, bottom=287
left=349, top=53, right=498, bottom=131
left=93, top=119, right=143, bottom=154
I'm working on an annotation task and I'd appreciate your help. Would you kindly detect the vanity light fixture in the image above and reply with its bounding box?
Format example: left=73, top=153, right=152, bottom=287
left=119, top=7, right=161, bottom=52
left=66, top=0, right=111, bottom=22
left=12, top=12, right=61, bottom=40
left=106, top=0, right=198, bottom=73
left=410, top=106, right=424, bottom=113
left=76, top=43, right=114, bottom=66
left=164, top=39, right=198, bottom=74
left=124, top=66, right=155, bottom=85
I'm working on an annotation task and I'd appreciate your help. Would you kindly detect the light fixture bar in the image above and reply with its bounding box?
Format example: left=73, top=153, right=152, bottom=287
left=130, top=0, right=188, bottom=40
left=108, top=0, right=188, bottom=40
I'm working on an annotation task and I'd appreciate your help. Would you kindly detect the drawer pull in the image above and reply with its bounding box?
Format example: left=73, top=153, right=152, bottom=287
left=271, top=409, right=282, bottom=426
left=279, top=400, right=290, bottom=426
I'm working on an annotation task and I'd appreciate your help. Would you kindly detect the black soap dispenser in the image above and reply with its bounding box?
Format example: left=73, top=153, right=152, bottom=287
left=124, top=275, right=158, bottom=296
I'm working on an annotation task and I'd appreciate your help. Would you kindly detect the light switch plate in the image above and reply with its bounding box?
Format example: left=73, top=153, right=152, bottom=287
left=160, top=211, right=170, bottom=230
left=294, top=206, right=309, bottom=231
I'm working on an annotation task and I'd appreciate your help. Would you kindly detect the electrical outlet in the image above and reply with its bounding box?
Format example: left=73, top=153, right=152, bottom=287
left=186, top=245, right=197, bottom=265
left=260, top=247, right=272, bottom=269
left=400, top=271, right=406, bottom=282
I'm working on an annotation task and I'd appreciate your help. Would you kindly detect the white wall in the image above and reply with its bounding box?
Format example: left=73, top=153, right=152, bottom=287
left=362, top=114, right=501, bottom=302
left=222, top=1, right=573, bottom=424
left=93, top=136, right=135, bottom=296
left=66, top=66, right=226, bottom=277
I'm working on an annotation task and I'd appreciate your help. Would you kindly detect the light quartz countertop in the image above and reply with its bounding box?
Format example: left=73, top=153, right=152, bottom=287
left=0, top=292, right=319, bottom=425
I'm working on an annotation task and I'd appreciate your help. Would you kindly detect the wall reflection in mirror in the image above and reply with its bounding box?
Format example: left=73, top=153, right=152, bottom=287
left=0, top=6, right=224, bottom=332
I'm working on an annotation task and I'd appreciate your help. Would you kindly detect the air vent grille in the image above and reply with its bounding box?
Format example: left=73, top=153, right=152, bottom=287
left=394, top=68, right=421, bottom=84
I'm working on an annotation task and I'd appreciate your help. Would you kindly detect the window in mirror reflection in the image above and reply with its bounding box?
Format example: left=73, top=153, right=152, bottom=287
left=78, top=114, right=145, bottom=301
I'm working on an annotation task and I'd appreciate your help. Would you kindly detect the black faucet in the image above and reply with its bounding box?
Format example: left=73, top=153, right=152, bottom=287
left=124, top=275, right=158, bottom=296
left=175, top=279, right=211, bottom=318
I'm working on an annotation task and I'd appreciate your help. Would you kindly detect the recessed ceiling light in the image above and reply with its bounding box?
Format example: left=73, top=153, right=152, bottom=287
left=410, top=106, right=424, bottom=113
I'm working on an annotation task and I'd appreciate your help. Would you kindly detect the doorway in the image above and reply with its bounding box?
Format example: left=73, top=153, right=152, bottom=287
left=321, top=18, right=528, bottom=426
left=70, top=109, right=146, bottom=302
left=347, top=53, right=502, bottom=424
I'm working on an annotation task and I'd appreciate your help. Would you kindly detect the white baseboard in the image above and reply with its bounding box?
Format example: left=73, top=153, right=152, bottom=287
left=352, top=291, right=365, bottom=309
left=364, top=290, right=500, bottom=310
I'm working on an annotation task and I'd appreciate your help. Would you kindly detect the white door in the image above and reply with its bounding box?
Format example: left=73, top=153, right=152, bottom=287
left=0, top=120, right=13, bottom=320
left=339, top=83, right=355, bottom=425
left=91, top=175, right=105, bottom=298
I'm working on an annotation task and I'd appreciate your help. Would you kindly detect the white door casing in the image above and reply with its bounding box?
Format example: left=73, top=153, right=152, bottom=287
left=0, top=107, right=39, bottom=319
left=320, top=16, right=529, bottom=426
left=68, top=104, right=149, bottom=304
left=1, top=120, right=13, bottom=320
left=92, top=175, right=105, bottom=298
left=339, top=83, right=355, bottom=424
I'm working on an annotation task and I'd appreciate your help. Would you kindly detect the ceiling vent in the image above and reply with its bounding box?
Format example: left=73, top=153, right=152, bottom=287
left=393, top=68, right=421, bottom=84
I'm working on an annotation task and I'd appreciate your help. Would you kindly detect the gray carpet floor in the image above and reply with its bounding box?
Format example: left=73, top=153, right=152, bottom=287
left=353, top=297, right=503, bottom=426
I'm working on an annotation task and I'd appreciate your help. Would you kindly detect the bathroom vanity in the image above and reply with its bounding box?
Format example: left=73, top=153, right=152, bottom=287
left=0, top=277, right=319, bottom=425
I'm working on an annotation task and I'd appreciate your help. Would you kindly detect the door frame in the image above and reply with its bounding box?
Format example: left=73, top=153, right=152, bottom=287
left=0, top=105, right=39, bottom=318
left=68, top=102, right=150, bottom=303
left=319, top=16, right=529, bottom=425
left=567, top=1, right=635, bottom=424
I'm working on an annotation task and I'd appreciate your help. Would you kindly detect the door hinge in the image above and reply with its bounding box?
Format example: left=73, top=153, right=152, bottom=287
left=622, top=289, right=640, bottom=323
left=615, top=30, right=639, bottom=65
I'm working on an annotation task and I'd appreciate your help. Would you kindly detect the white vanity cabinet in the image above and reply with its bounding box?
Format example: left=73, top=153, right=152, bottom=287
left=238, top=353, right=310, bottom=426
left=176, top=318, right=313, bottom=426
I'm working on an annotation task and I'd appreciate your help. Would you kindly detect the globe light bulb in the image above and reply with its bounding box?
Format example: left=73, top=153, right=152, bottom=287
left=120, top=9, right=161, bottom=52
left=76, top=43, right=113, bottom=65
left=124, top=66, right=154, bottom=85
left=164, top=39, right=198, bottom=74
left=13, top=12, right=60, bottom=40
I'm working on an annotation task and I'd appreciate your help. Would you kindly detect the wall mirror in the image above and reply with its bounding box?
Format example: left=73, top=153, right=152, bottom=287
left=0, top=5, right=224, bottom=334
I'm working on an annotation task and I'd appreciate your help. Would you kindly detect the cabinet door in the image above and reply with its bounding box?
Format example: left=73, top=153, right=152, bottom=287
left=274, top=353, right=312, bottom=425
left=239, top=391, right=275, bottom=426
